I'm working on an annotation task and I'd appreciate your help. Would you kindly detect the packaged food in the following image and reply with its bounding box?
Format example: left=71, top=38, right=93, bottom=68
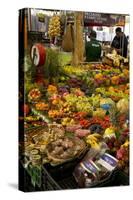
left=73, top=151, right=118, bottom=187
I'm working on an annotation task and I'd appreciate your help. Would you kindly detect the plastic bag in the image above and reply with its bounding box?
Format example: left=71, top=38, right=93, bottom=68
left=73, top=148, right=118, bottom=188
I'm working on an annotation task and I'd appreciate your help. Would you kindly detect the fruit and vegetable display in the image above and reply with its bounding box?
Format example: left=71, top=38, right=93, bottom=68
left=20, top=50, right=129, bottom=189
left=18, top=7, right=131, bottom=192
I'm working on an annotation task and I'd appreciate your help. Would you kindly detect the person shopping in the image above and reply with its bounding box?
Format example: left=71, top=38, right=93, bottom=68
left=111, top=27, right=128, bottom=58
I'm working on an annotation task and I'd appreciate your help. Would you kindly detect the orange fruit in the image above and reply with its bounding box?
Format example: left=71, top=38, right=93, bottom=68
left=111, top=76, right=119, bottom=85
left=95, top=73, right=103, bottom=80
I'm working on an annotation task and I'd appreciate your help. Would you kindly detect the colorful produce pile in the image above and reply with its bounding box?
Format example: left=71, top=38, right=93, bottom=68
left=22, top=62, right=129, bottom=176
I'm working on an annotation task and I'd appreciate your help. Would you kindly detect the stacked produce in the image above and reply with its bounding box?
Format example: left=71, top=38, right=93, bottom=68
left=23, top=76, right=129, bottom=167
left=21, top=53, right=129, bottom=188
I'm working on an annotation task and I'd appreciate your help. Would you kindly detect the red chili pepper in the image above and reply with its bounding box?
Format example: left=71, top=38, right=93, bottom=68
left=79, top=119, right=90, bottom=128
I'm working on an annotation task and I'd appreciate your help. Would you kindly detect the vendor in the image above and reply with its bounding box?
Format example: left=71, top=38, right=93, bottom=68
left=85, top=30, right=101, bottom=62
left=111, top=27, right=128, bottom=58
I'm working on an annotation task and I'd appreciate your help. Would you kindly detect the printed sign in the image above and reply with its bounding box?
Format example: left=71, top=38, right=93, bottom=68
left=84, top=12, right=125, bottom=27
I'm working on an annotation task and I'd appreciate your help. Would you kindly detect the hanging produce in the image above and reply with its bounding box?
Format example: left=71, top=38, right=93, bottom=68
left=37, top=13, right=45, bottom=22
left=48, top=15, right=61, bottom=38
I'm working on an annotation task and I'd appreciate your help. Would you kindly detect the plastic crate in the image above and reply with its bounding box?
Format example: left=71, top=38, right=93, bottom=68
left=42, top=167, right=61, bottom=190
left=41, top=156, right=82, bottom=190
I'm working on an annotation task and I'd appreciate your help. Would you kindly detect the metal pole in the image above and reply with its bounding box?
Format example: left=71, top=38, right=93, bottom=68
left=122, top=16, right=126, bottom=57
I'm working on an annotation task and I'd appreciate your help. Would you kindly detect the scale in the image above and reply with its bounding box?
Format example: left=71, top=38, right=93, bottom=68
left=31, top=43, right=46, bottom=83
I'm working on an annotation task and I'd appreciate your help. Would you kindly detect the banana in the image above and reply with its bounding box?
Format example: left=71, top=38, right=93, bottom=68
left=86, top=136, right=98, bottom=143
left=86, top=133, right=102, bottom=149
left=86, top=133, right=102, bottom=141
left=121, top=140, right=129, bottom=148
left=91, top=133, right=102, bottom=139
left=86, top=139, right=101, bottom=149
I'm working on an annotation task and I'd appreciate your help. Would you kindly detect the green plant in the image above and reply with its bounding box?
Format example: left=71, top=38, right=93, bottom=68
left=44, top=48, right=60, bottom=82
left=23, top=51, right=36, bottom=83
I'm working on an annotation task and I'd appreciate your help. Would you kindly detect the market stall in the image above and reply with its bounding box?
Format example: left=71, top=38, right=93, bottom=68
left=19, top=8, right=129, bottom=192
left=84, top=12, right=129, bottom=58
